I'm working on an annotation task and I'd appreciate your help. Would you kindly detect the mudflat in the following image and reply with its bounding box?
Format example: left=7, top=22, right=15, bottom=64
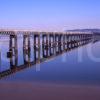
left=0, top=82, right=100, bottom=100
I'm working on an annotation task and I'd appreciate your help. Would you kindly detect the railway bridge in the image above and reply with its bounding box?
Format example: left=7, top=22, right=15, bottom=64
left=0, top=30, right=100, bottom=78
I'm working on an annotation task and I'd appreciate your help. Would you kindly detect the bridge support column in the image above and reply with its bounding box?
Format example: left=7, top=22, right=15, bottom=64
left=55, top=34, right=60, bottom=54
left=79, top=34, right=81, bottom=46
left=85, top=34, right=88, bottom=44
left=34, top=33, right=40, bottom=62
left=7, top=34, right=18, bottom=69
left=74, top=35, right=77, bottom=47
left=71, top=34, right=75, bottom=48
left=59, top=34, right=63, bottom=53
left=69, top=34, right=72, bottom=49
left=67, top=34, right=70, bottom=50
left=63, top=34, right=66, bottom=51
left=49, top=33, right=55, bottom=56
left=23, top=34, right=31, bottom=64
left=74, top=35, right=77, bottom=48
left=64, top=34, right=67, bottom=51
left=42, top=34, right=49, bottom=58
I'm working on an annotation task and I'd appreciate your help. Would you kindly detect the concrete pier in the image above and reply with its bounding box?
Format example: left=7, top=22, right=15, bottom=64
left=34, top=33, right=40, bottom=61
left=8, top=34, right=18, bottom=69
left=23, top=34, right=31, bottom=64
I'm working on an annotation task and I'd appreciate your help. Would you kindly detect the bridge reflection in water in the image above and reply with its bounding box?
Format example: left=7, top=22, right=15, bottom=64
left=0, top=31, right=100, bottom=78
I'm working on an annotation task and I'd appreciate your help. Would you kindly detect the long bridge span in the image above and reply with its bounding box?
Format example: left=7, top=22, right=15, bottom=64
left=0, top=30, right=100, bottom=78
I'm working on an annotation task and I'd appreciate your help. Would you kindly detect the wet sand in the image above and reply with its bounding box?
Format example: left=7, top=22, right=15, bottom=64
left=0, top=82, right=100, bottom=100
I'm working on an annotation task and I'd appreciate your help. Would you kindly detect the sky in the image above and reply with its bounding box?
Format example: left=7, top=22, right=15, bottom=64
left=0, top=0, right=100, bottom=32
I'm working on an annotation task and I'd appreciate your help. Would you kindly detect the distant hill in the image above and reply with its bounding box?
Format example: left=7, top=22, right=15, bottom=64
left=66, top=29, right=100, bottom=33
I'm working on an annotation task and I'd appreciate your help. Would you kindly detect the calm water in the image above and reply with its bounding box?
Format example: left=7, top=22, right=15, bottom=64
left=0, top=36, right=100, bottom=85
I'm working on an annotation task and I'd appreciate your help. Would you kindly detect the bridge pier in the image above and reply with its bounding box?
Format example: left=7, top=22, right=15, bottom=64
left=83, top=34, right=86, bottom=45
left=85, top=34, right=88, bottom=44
left=59, top=34, right=63, bottom=53
left=83, top=34, right=85, bottom=44
left=23, top=34, right=31, bottom=64
left=42, top=33, right=49, bottom=58
left=23, top=34, right=30, bottom=51
left=63, top=34, right=66, bottom=51
left=64, top=34, right=67, bottom=51
left=55, top=34, right=60, bottom=54
left=67, top=34, right=70, bottom=50
left=62, top=34, right=65, bottom=51
left=80, top=34, right=82, bottom=46
left=71, top=34, right=75, bottom=49
left=79, top=34, right=81, bottom=46
left=34, top=33, right=40, bottom=61
left=69, top=34, right=72, bottom=49
left=74, top=35, right=78, bottom=47
left=82, top=34, right=85, bottom=45
left=8, top=34, right=18, bottom=69
left=49, top=33, right=55, bottom=56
